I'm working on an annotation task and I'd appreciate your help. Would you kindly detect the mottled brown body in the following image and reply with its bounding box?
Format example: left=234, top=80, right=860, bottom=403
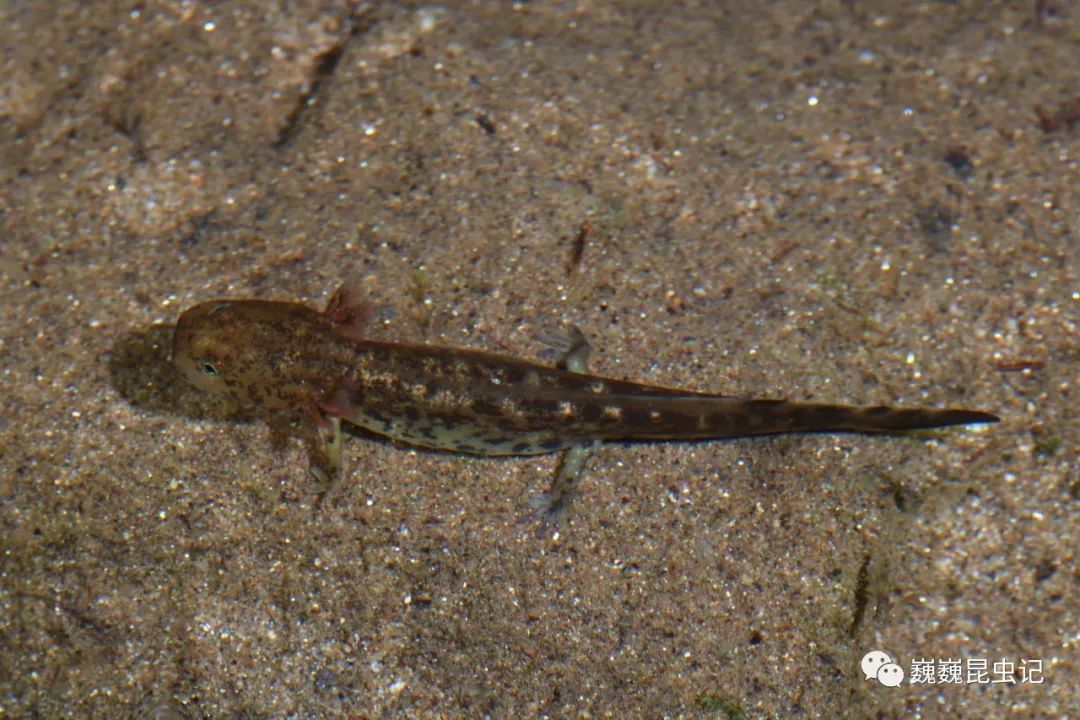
left=326, top=341, right=1000, bottom=455
left=173, top=298, right=996, bottom=451
left=172, top=288, right=997, bottom=515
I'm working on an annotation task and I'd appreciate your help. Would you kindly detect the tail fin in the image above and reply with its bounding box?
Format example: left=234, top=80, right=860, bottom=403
left=592, top=396, right=998, bottom=441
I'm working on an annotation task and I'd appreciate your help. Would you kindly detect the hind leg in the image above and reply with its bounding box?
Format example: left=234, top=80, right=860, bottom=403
left=524, top=440, right=600, bottom=528
left=535, top=325, right=592, bottom=372
left=525, top=325, right=599, bottom=527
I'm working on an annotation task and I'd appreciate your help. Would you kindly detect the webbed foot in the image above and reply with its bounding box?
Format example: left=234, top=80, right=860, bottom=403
left=535, top=325, right=592, bottom=373
left=517, top=441, right=598, bottom=533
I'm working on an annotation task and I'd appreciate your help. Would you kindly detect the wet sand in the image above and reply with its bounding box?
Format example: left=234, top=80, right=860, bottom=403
left=1, top=1, right=1075, bottom=717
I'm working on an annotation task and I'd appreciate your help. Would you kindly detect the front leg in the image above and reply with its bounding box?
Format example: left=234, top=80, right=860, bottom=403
left=302, top=400, right=343, bottom=496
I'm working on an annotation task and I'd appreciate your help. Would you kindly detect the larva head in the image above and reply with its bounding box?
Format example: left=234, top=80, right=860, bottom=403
left=172, top=299, right=331, bottom=410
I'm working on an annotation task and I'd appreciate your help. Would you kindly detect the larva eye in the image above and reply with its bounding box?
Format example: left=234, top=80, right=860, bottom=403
left=199, top=359, right=222, bottom=377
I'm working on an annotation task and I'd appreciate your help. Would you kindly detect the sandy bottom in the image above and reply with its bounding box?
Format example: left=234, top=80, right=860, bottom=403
left=1, top=1, right=1075, bottom=717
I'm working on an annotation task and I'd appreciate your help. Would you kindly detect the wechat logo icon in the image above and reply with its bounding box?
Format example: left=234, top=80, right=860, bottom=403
left=862, top=650, right=905, bottom=687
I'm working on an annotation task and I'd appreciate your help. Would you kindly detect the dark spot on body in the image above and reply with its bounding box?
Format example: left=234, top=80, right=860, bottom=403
left=581, top=403, right=603, bottom=422
left=404, top=406, right=421, bottom=422
left=434, top=416, right=458, bottom=429
left=512, top=441, right=534, bottom=453
left=502, top=366, right=527, bottom=385
left=541, top=439, right=564, bottom=451
left=798, top=405, right=849, bottom=427
left=526, top=398, right=559, bottom=414
left=471, top=400, right=502, bottom=417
